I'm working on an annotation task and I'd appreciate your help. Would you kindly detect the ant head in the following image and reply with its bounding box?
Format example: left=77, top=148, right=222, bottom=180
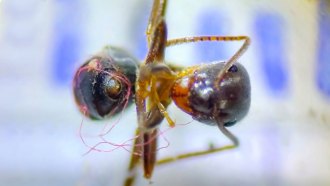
left=213, top=63, right=251, bottom=127
left=172, top=62, right=251, bottom=127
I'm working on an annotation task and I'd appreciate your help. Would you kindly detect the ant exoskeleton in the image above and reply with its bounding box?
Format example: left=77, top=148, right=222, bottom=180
left=73, top=0, right=250, bottom=186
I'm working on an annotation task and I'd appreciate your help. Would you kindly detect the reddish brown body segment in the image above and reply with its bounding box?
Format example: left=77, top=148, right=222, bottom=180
left=73, top=1, right=251, bottom=186
left=171, top=67, right=198, bottom=115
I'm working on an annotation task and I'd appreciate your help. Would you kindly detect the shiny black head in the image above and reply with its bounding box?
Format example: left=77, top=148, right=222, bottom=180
left=73, top=46, right=138, bottom=120
left=188, top=62, right=251, bottom=127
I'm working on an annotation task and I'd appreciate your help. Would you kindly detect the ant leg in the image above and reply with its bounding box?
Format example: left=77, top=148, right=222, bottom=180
left=138, top=62, right=176, bottom=129
left=167, top=62, right=185, bottom=72
left=166, top=36, right=250, bottom=64
left=216, top=117, right=239, bottom=147
left=124, top=130, right=142, bottom=186
left=124, top=129, right=159, bottom=186
left=166, top=36, right=251, bottom=88
left=146, top=0, right=167, bottom=46
left=143, top=63, right=177, bottom=127
left=149, top=64, right=205, bottom=128
left=150, top=76, right=175, bottom=127
left=157, top=119, right=238, bottom=165
left=142, top=129, right=158, bottom=179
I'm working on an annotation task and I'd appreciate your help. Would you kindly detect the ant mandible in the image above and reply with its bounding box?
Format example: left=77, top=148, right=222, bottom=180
left=73, top=0, right=251, bottom=186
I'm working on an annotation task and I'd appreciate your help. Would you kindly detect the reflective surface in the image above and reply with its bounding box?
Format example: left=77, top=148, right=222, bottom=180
left=0, top=0, right=330, bottom=185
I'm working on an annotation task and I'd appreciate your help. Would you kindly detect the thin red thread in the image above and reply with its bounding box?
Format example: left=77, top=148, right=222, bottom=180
left=76, top=58, right=195, bottom=156
left=76, top=58, right=137, bottom=155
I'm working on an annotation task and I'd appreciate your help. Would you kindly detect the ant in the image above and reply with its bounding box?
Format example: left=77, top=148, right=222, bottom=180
left=73, top=0, right=251, bottom=185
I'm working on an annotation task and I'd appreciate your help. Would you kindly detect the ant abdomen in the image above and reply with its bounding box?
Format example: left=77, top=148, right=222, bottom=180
left=73, top=46, right=139, bottom=120
left=171, top=62, right=251, bottom=126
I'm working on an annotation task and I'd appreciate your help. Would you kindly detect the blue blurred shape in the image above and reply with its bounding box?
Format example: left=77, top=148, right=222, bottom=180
left=130, top=1, right=149, bottom=60
left=132, top=9, right=148, bottom=60
left=317, top=0, right=330, bottom=98
left=195, top=9, right=229, bottom=63
left=53, top=33, right=81, bottom=86
left=52, top=1, right=84, bottom=86
left=255, top=13, right=288, bottom=94
left=135, top=30, right=148, bottom=60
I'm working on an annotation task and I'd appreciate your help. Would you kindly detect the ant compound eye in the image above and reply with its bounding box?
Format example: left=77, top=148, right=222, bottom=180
left=228, top=64, right=238, bottom=73
left=73, top=47, right=139, bottom=120
left=105, top=77, right=122, bottom=99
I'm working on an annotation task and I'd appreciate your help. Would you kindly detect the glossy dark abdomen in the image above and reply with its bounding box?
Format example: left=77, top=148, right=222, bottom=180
left=73, top=47, right=138, bottom=120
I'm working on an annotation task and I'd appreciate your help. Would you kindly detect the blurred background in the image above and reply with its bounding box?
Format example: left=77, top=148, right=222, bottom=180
left=1, top=0, right=330, bottom=185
